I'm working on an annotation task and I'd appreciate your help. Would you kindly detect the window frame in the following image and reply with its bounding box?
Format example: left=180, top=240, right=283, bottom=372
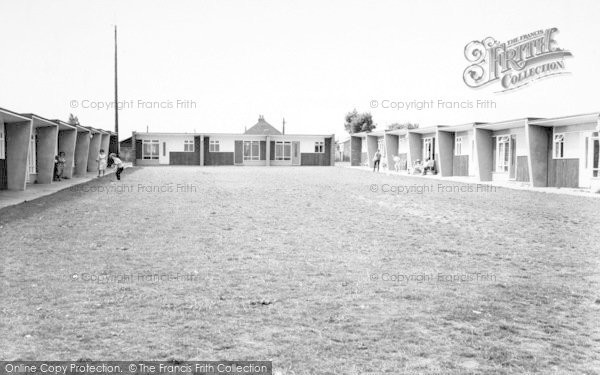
left=183, top=140, right=194, bottom=152
left=553, top=133, right=565, bottom=159
left=314, top=141, right=324, bottom=153
left=423, top=137, right=434, bottom=160
left=142, top=139, right=160, bottom=160
left=243, top=140, right=260, bottom=161
left=275, top=141, right=292, bottom=160
left=209, top=140, right=220, bottom=153
left=496, top=135, right=511, bottom=172
left=455, top=136, right=463, bottom=156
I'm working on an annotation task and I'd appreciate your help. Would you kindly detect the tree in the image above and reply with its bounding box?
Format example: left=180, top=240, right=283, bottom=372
left=387, top=122, right=419, bottom=130
left=68, top=113, right=80, bottom=125
left=344, top=109, right=376, bottom=134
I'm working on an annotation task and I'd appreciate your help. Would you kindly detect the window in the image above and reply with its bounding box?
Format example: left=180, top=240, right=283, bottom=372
left=455, top=136, right=463, bottom=156
left=163, top=142, right=166, bottom=156
left=0, top=123, right=4, bottom=159
left=184, top=140, right=194, bottom=152
left=496, top=135, right=510, bottom=172
left=553, top=133, right=565, bottom=158
left=243, top=140, right=260, bottom=160
left=209, top=140, right=220, bottom=152
left=142, top=139, right=160, bottom=159
left=315, top=141, right=324, bottom=153
left=423, top=137, right=434, bottom=160
left=276, top=141, right=291, bottom=160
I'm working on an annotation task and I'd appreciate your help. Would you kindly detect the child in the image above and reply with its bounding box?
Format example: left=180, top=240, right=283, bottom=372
left=97, top=149, right=107, bottom=177
left=373, top=149, right=382, bottom=172
left=54, top=152, right=66, bottom=181
left=109, top=153, right=124, bottom=181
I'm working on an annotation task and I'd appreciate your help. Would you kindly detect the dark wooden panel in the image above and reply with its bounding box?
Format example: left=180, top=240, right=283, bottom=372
left=452, top=155, right=469, bottom=176
left=509, top=136, right=516, bottom=179
left=235, top=141, right=243, bottom=164
left=205, top=152, right=234, bottom=166
left=324, top=138, right=332, bottom=165
left=109, top=135, right=119, bottom=155
left=135, top=139, right=142, bottom=159
left=0, top=158, right=7, bottom=190
left=546, top=134, right=579, bottom=187
left=169, top=152, right=197, bottom=165
left=260, top=141, right=266, bottom=161
left=301, top=153, right=326, bottom=166
left=516, top=156, right=529, bottom=182
left=270, top=141, right=275, bottom=160
left=552, top=159, right=579, bottom=187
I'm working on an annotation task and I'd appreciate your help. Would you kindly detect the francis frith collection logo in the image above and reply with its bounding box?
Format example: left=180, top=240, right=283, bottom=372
left=463, top=28, right=572, bottom=92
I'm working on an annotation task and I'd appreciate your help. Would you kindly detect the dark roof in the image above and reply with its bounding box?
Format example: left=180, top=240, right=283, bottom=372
left=244, top=115, right=282, bottom=135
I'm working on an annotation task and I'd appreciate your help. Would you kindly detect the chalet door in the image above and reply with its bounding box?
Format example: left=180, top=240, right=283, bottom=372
left=26, top=133, right=36, bottom=183
left=292, top=141, right=300, bottom=165
left=509, top=135, right=516, bottom=180
left=234, top=140, right=243, bottom=165
left=581, top=132, right=599, bottom=187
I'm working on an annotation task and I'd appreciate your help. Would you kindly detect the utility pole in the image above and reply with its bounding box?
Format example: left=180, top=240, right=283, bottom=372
left=114, top=25, right=120, bottom=153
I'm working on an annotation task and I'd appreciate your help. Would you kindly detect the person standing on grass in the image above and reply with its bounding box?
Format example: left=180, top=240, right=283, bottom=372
left=373, top=149, right=382, bottom=172
left=109, top=153, right=124, bottom=181
left=96, top=149, right=107, bottom=177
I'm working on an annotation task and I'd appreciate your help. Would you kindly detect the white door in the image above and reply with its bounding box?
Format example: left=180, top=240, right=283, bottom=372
left=26, top=133, right=36, bottom=183
left=581, top=132, right=599, bottom=188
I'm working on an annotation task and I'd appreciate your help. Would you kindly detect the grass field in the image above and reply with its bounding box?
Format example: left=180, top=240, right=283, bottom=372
left=1, top=166, right=599, bottom=374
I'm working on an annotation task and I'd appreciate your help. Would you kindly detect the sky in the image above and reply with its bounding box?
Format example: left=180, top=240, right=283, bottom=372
left=0, top=0, right=599, bottom=140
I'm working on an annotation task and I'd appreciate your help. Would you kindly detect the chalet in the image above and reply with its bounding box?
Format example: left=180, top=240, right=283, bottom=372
left=436, top=123, right=481, bottom=178
left=0, top=108, right=32, bottom=190
left=407, top=126, right=442, bottom=172
left=0, top=106, right=116, bottom=191
left=473, top=118, right=536, bottom=185
left=527, top=113, right=600, bottom=188
left=384, top=128, right=409, bottom=171
left=349, top=132, right=368, bottom=167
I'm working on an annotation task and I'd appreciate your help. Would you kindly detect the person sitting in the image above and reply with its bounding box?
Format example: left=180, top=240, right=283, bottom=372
left=411, top=159, right=423, bottom=175
left=423, top=158, right=436, bottom=175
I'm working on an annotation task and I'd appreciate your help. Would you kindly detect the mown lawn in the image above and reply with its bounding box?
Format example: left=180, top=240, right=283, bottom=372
left=1, top=166, right=599, bottom=374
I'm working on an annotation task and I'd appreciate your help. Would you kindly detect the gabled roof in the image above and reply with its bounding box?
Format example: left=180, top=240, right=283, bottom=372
left=244, top=115, right=282, bottom=135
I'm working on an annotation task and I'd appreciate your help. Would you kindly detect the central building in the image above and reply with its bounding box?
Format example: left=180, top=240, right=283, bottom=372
left=131, top=116, right=335, bottom=167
